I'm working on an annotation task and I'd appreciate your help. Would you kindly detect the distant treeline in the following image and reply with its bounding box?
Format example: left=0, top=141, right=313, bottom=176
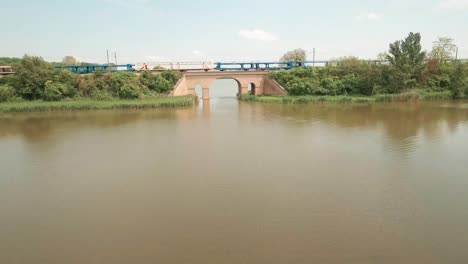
left=0, top=56, right=181, bottom=102
left=271, top=33, right=468, bottom=98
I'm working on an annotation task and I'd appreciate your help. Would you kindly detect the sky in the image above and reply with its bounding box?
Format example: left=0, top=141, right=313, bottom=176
left=1, top=0, right=467, bottom=64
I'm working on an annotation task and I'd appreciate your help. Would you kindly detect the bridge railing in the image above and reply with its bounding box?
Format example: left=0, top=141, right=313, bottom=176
left=136, top=62, right=213, bottom=72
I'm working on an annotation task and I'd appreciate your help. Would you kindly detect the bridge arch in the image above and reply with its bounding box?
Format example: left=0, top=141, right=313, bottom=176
left=211, top=77, right=242, bottom=98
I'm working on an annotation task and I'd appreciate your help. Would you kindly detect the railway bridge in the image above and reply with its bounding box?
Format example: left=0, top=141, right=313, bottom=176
left=170, top=71, right=288, bottom=99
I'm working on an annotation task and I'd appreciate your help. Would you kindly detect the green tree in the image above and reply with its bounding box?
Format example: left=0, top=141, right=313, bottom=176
left=15, top=55, right=54, bottom=100
left=0, top=84, right=17, bottom=102
left=119, top=84, right=142, bottom=99
left=44, top=81, right=68, bottom=101
left=280, top=49, right=307, bottom=62
left=450, top=62, right=467, bottom=98
left=386, top=32, right=426, bottom=89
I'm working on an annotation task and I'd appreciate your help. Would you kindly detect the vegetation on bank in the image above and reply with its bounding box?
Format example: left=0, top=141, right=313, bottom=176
left=0, top=96, right=194, bottom=112
left=240, top=90, right=453, bottom=104
left=0, top=56, right=182, bottom=104
left=270, top=33, right=468, bottom=99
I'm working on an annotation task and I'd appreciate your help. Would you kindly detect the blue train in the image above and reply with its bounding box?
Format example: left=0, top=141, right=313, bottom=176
left=55, top=61, right=309, bottom=74
left=55, top=64, right=134, bottom=74
left=214, top=61, right=307, bottom=71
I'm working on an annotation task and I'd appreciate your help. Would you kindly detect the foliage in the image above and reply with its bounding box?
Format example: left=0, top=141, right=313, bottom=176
left=386, top=32, right=426, bottom=89
left=280, top=48, right=307, bottom=62
left=161, top=70, right=182, bottom=85
left=449, top=62, right=467, bottom=98
left=139, top=71, right=179, bottom=93
left=91, top=90, right=114, bottom=101
left=44, top=81, right=68, bottom=101
left=109, top=72, right=136, bottom=96
left=15, top=55, right=55, bottom=100
left=0, top=57, right=22, bottom=69
left=119, top=84, right=142, bottom=99
left=0, top=85, right=17, bottom=102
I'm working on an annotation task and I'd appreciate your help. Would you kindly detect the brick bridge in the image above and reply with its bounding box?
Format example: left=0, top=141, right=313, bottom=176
left=170, top=71, right=287, bottom=99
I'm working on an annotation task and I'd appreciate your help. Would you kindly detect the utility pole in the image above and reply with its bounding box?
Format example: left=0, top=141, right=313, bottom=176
left=455, top=46, right=459, bottom=60
left=114, top=52, right=118, bottom=65
left=313, top=48, right=316, bottom=67
left=106, top=50, right=110, bottom=72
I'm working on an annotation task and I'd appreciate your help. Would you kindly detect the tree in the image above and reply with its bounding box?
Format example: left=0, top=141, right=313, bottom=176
left=280, top=49, right=307, bottom=62
left=431, top=37, right=457, bottom=63
left=62, top=56, right=79, bottom=66
left=386, top=32, right=426, bottom=88
left=0, top=85, right=17, bottom=102
left=16, top=55, right=54, bottom=100
left=450, top=62, right=467, bottom=98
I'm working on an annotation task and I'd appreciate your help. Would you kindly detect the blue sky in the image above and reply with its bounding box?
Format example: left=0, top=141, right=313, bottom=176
left=1, top=0, right=467, bottom=63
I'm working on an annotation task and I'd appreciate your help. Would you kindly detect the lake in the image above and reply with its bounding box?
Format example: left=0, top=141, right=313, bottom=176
left=1, top=81, right=468, bottom=264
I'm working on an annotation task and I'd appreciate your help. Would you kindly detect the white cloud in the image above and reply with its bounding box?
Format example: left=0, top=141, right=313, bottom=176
left=438, top=0, right=468, bottom=9
left=192, top=50, right=202, bottom=56
left=356, top=12, right=383, bottom=21
left=238, top=29, right=278, bottom=41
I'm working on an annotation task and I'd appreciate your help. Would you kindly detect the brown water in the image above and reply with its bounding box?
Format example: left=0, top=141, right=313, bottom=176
left=1, top=95, right=468, bottom=263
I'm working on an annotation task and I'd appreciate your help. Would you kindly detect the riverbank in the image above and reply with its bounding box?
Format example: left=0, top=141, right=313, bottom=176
left=239, top=91, right=454, bottom=104
left=0, top=96, right=194, bottom=112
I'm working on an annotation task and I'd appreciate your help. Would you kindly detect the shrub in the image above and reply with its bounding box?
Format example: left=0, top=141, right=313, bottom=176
left=44, top=81, right=68, bottom=101
left=110, top=72, right=136, bottom=95
left=119, top=84, right=142, bottom=99
left=139, top=72, right=173, bottom=93
left=0, top=85, right=17, bottom=102
left=161, top=70, right=182, bottom=85
left=78, top=76, right=97, bottom=96
left=152, top=75, right=171, bottom=93
left=15, top=55, right=54, bottom=100
left=91, top=90, right=114, bottom=101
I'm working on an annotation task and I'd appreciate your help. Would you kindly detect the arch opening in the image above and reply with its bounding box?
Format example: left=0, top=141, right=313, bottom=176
left=209, top=78, right=241, bottom=99
left=248, top=83, right=256, bottom=95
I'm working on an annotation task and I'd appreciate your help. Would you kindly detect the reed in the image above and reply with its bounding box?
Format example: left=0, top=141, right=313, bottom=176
left=239, top=91, right=457, bottom=105
left=0, top=96, right=194, bottom=112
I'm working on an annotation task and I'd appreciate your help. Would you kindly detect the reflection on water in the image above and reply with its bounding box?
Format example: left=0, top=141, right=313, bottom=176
left=1, top=99, right=468, bottom=264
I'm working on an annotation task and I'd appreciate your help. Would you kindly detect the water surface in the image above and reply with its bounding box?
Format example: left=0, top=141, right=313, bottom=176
left=1, top=86, right=468, bottom=263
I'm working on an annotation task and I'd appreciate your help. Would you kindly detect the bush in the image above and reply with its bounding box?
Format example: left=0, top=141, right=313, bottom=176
left=0, top=85, right=17, bottom=102
left=161, top=70, right=182, bottom=85
left=16, top=55, right=55, bottom=100
left=119, top=84, right=142, bottom=99
left=44, top=81, right=68, bottom=101
left=110, top=72, right=136, bottom=95
left=78, top=76, right=97, bottom=96
left=91, top=90, right=114, bottom=101
left=152, top=75, right=172, bottom=93
left=139, top=72, right=173, bottom=93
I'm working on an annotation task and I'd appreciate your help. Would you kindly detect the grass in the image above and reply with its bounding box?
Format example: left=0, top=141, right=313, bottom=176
left=0, top=96, right=194, bottom=112
left=239, top=91, right=455, bottom=104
